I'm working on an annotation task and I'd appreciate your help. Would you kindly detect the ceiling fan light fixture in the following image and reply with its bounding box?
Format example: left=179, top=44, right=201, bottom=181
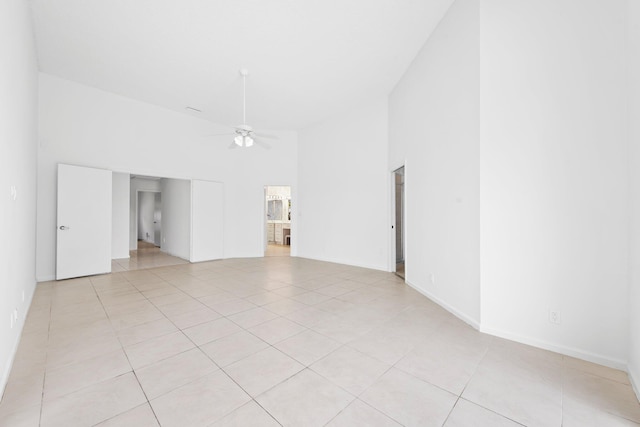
left=214, top=68, right=273, bottom=150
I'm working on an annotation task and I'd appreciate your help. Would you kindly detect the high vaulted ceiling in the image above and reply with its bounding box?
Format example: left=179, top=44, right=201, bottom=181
left=29, top=0, right=454, bottom=130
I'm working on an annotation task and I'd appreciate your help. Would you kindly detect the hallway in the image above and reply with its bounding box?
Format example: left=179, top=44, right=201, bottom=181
left=111, top=241, right=189, bottom=272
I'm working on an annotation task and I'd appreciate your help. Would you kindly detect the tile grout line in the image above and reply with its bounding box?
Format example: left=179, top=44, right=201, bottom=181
left=440, top=396, right=462, bottom=426
left=92, top=274, right=164, bottom=426
left=116, top=265, right=265, bottom=425
left=18, top=259, right=636, bottom=427
left=38, top=290, right=54, bottom=427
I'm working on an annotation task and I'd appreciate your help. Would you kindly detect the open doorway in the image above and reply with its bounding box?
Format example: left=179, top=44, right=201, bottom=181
left=394, top=167, right=405, bottom=278
left=264, top=186, right=291, bottom=257
left=113, top=175, right=189, bottom=272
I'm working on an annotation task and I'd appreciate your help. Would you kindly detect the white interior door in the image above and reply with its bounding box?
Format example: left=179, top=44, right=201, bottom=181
left=191, top=180, right=224, bottom=262
left=56, top=164, right=112, bottom=280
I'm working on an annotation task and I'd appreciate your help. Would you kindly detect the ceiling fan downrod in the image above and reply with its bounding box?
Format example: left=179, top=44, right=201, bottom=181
left=234, top=68, right=254, bottom=147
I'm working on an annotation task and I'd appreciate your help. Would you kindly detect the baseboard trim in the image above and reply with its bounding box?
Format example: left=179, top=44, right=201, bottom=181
left=479, top=325, right=627, bottom=371
left=36, top=274, right=55, bottom=282
left=0, top=351, right=14, bottom=402
left=629, top=364, right=640, bottom=403
left=400, top=280, right=628, bottom=372
left=405, top=280, right=480, bottom=330
left=295, top=255, right=388, bottom=272
left=0, top=285, right=35, bottom=401
left=159, top=249, right=190, bottom=261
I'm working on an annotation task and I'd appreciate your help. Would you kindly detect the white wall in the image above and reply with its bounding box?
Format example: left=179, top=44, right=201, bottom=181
left=37, top=73, right=298, bottom=280
left=0, top=0, right=38, bottom=396
left=160, top=178, right=191, bottom=259
left=191, top=180, right=224, bottom=262
left=137, top=191, right=156, bottom=243
left=388, top=0, right=480, bottom=326
left=297, top=97, right=389, bottom=270
left=628, top=0, right=640, bottom=396
left=111, top=172, right=130, bottom=258
left=480, top=0, right=629, bottom=367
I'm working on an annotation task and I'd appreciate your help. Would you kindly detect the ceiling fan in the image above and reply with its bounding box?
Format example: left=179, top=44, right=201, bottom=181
left=209, top=68, right=276, bottom=149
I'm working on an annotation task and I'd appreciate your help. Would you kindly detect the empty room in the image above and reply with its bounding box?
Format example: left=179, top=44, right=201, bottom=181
left=1, top=0, right=640, bottom=425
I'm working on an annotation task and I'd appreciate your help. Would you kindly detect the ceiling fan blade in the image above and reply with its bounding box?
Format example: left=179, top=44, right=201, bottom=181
left=203, top=133, right=235, bottom=137
left=253, top=133, right=278, bottom=140
left=255, top=139, right=271, bottom=150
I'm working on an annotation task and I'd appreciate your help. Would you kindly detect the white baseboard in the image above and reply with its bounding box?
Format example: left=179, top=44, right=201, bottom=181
left=405, top=280, right=480, bottom=330
left=36, top=274, right=55, bottom=282
left=0, top=351, right=14, bottom=402
left=629, top=364, right=640, bottom=403
left=295, top=254, right=388, bottom=272
left=0, top=285, right=35, bottom=401
left=479, top=325, right=627, bottom=371
left=400, top=280, right=629, bottom=373
left=160, top=249, right=189, bottom=261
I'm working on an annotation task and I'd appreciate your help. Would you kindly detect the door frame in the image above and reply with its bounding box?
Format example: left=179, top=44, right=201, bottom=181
left=389, top=161, right=406, bottom=275
left=263, top=185, right=294, bottom=256
left=135, top=189, right=161, bottom=249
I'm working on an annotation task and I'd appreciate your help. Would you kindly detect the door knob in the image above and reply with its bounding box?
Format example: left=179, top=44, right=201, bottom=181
left=59, top=225, right=70, bottom=230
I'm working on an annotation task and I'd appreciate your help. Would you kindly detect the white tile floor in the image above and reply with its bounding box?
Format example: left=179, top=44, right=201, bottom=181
left=1, top=257, right=639, bottom=426
left=111, top=242, right=189, bottom=273
left=265, top=244, right=291, bottom=258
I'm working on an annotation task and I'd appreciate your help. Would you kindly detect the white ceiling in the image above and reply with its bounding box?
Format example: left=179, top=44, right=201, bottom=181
left=29, top=0, right=454, bottom=130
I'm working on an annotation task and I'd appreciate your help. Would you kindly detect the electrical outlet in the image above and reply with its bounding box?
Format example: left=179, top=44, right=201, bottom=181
left=430, top=273, right=435, bottom=284
left=549, top=310, right=561, bottom=325
left=10, top=308, right=17, bottom=328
